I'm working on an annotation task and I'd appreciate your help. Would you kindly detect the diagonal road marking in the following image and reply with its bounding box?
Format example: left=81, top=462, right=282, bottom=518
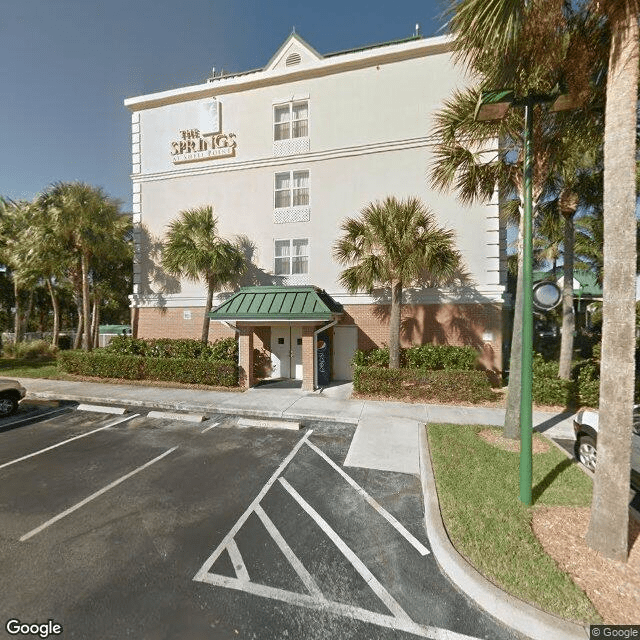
left=0, top=413, right=140, bottom=471
left=193, top=429, right=313, bottom=581
left=305, top=440, right=430, bottom=556
left=254, top=504, right=324, bottom=599
left=227, top=539, right=250, bottom=582
left=201, top=422, right=220, bottom=433
left=279, top=476, right=412, bottom=624
left=198, top=574, right=482, bottom=640
left=20, top=446, right=177, bottom=541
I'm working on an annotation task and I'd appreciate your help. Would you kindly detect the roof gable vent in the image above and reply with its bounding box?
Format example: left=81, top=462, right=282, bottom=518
left=286, top=52, right=302, bottom=66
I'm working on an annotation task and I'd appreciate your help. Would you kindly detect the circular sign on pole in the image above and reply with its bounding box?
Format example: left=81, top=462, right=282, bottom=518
left=532, top=281, right=561, bottom=311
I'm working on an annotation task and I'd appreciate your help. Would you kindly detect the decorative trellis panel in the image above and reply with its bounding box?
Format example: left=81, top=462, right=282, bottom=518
left=274, top=206, right=311, bottom=224
left=273, top=137, right=310, bottom=157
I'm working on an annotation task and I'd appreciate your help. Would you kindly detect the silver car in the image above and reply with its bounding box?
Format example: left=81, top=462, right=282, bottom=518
left=0, top=378, right=26, bottom=417
left=573, top=405, right=640, bottom=490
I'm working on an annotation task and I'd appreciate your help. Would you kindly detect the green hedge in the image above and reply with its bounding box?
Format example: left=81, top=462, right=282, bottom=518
left=352, top=344, right=478, bottom=370
left=103, top=336, right=238, bottom=361
left=57, top=351, right=238, bottom=387
left=353, top=366, right=496, bottom=403
left=404, top=344, right=477, bottom=370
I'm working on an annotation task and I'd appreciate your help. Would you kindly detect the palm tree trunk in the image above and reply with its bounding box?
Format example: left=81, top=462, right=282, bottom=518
left=586, top=2, right=639, bottom=562
left=23, top=290, right=34, bottom=338
left=202, top=280, right=214, bottom=344
left=47, top=277, right=60, bottom=348
left=504, top=213, right=524, bottom=439
left=13, top=280, right=22, bottom=344
left=81, top=251, right=92, bottom=351
left=389, top=279, right=402, bottom=369
left=73, top=301, right=83, bottom=350
left=91, top=296, right=100, bottom=348
left=558, top=213, right=575, bottom=380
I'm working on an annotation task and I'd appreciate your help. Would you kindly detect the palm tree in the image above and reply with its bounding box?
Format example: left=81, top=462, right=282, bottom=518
left=429, top=83, right=597, bottom=431
left=447, top=0, right=639, bottom=561
left=0, top=198, right=39, bottom=343
left=586, top=0, right=639, bottom=561
left=162, top=206, right=246, bottom=343
left=39, top=182, right=126, bottom=351
left=333, top=196, right=462, bottom=369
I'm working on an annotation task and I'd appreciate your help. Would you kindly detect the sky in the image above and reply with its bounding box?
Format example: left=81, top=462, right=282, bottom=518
left=1, top=0, right=449, bottom=211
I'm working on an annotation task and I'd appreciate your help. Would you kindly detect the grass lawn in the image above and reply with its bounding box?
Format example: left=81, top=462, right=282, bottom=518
left=427, top=423, right=601, bottom=624
left=0, top=357, right=63, bottom=379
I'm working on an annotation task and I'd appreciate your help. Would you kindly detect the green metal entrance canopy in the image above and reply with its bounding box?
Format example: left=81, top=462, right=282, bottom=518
left=208, top=286, right=343, bottom=322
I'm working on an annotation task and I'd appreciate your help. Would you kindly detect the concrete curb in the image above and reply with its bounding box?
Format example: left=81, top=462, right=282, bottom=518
left=418, top=425, right=590, bottom=640
left=23, top=391, right=360, bottom=425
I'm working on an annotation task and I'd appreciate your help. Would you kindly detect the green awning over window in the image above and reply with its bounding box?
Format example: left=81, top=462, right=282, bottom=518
left=208, top=286, right=343, bottom=322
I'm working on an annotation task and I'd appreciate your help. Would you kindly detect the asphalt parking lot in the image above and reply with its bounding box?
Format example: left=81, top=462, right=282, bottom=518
left=0, top=404, right=520, bottom=640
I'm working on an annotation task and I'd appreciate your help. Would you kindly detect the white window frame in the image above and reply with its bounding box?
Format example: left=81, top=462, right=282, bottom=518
left=273, top=100, right=308, bottom=142
left=274, top=170, right=309, bottom=209
left=274, top=238, right=309, bottom=276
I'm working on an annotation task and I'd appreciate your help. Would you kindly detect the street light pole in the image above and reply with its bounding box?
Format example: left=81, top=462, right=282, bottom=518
left=475, top=88, right=575, bottom=506
left=520, top=97, right=534, bottom=505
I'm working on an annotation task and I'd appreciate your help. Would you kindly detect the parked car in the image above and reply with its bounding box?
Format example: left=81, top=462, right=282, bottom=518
left=573, top=405, right=640, bottom=490
left=0, top=378, right=26, bottom=417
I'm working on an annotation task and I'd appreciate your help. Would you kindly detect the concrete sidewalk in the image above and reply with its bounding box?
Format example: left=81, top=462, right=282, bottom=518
left=14, top=376, right=585, bottom=639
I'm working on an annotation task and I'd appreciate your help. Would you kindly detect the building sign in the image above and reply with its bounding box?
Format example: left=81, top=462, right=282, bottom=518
left=170, top=98, right=236, bottom=164
left=171, top=129, right=236, bottom=163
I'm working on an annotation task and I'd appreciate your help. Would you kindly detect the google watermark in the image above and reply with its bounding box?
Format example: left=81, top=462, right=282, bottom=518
left=591, top=626, right=640, bottom=639
left=5, top=619, right=63, bottom=638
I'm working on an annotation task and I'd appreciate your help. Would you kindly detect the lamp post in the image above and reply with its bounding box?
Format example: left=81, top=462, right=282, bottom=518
left=475, top=89, right=574, bottom=505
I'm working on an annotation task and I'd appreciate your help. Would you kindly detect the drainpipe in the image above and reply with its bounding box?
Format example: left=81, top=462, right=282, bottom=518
left=313, top=319, right=338, bottom=390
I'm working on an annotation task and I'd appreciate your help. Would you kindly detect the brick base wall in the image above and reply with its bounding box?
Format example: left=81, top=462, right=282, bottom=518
left=136, top=307, right=236, bottom=341
left=136, top=301, right=504, bottom=375
left=340, top=302, right=503, bottom=373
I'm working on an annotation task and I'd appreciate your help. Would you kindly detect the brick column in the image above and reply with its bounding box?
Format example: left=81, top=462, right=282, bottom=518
left=302, top=326, right=315, bottom=391
left=238, top=326, right=255, bottom=389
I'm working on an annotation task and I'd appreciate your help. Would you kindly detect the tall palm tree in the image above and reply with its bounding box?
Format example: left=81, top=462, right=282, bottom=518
left=39, top=182, right=125, bottom=351
left=0, top=198, right=39, bottom=343
left=333, top=196, right=462, bottom=369
left=429, top=83, right=597, bottom=431
left=162, top=206, right=246, bottom=343
left=447, top=0, right=639, bottom=561
left=586, top=0, right=639, bottom=561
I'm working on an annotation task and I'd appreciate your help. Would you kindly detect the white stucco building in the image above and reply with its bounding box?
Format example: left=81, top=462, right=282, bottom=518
left=125, top=32, right=506, bottom=389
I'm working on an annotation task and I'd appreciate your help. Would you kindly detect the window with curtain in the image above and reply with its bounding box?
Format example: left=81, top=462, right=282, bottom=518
left=274, top=170, right=309, bottom=208
left=275, top=239, right=308, bottom=275
left=273, top=100, right=308, bottom=141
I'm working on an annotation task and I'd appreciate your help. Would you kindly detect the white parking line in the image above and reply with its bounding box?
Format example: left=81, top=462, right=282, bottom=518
left=227, top=539, right=250, bottom=582
left=254, top=504, right=324, bottom=599
left=20, top=446, right=178, bottom=541
left=193, top=430, right=313, bottom=581
left=200, top=422, right=220, bottom=434
left=0, top=407, right=70, bottom=430
left=0, top=414, right=140, bottom=471
left=305, top=441, right=430, bottom=556
left=279, top=477, right=412, bottom=624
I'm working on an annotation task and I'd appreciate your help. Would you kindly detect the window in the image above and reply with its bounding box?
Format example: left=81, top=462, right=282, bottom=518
left=274, top=171, right=309, bottom=208
left=274, top=101, right=308, bottom=141
left=275, top=239, right=308, bottom=275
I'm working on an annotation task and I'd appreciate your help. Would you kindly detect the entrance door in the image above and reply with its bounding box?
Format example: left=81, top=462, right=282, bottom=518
left=333, top=325, right=358, bottom=380
left=270, top=326, right=303, bottom=380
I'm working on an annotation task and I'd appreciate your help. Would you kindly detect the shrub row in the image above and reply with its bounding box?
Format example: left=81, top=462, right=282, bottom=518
left=352, top=344, right=478, bottom=370
left=353, top=366, right=496, bottom=404
left=103, top=336, right=238, bottom=361
left=57, top=351, right=238, bottom=387
left=2, top=339, right=58, bottom=359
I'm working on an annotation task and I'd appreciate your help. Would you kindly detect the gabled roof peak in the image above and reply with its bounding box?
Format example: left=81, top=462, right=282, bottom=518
left=265, top=32, right=324, bottom=72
